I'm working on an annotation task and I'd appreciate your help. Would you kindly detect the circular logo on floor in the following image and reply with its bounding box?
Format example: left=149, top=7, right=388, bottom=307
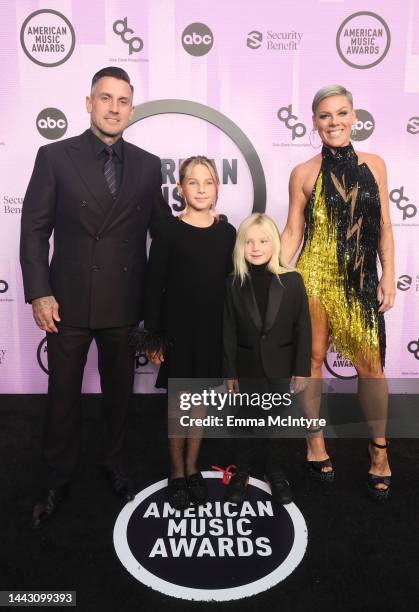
left=114, top=471, right=307, bottom=601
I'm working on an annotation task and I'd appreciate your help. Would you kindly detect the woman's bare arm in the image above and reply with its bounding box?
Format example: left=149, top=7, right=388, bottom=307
left=281, top=164, right=308, bottom=264
left=367, top=154, right=395, bottom=313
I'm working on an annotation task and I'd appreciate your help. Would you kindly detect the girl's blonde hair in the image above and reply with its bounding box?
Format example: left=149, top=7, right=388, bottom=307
left=233, top=213, right=291, bottom=284
left=178, top=156, right=219, bottom=211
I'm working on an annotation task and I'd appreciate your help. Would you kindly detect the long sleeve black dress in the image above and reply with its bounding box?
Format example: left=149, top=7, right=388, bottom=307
left=144, top=216, right=236, bottom=388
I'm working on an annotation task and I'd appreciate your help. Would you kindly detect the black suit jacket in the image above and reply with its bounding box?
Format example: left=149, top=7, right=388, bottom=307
left=223, top=271, right=311, bottom=379
left=20, top=130, right=171, bottom=328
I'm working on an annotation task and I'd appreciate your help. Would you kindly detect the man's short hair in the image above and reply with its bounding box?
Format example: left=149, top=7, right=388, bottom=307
left=91, top=66, right=134, bottom=96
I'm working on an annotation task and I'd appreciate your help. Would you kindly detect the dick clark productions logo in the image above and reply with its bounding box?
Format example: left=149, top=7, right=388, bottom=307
left=20, top=9, right=76, bottom=67
left=114, top=472, right=307, bottom=601
left=336, top=11, right=391, bottom=69
left=113, top=17, right=144, bottom=55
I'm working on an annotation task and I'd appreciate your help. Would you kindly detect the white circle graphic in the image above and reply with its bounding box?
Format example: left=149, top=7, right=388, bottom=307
left=114, top=471, right=307, bottom=601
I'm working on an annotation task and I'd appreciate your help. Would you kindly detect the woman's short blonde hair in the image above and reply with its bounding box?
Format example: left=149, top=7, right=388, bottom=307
left=312, top=84, right=353, bottom=114
left=233, top=213, right=291, bottom=284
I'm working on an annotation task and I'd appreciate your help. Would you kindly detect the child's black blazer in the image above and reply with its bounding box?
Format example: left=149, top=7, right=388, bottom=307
left=223, top=271, right=312, bottom=379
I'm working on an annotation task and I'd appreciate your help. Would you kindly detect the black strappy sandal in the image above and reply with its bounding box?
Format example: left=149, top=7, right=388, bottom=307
left=367, top=440, right=391, bottom=502
left=306, top=426, right=335, bottom=483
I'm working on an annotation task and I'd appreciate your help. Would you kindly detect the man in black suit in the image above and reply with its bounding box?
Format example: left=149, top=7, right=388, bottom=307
left=20, top=67, right=171, bottom=528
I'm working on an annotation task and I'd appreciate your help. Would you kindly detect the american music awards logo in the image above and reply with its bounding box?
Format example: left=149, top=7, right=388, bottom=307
left=114, top=471, right=307, bottom=601
left=324, top=343, right=357, bottom=379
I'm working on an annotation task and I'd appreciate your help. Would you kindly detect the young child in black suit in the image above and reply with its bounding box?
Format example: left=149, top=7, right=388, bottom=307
left=223, top=213, right=311, bottom=504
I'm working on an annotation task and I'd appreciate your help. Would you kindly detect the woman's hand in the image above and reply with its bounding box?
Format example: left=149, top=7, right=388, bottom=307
left=377, top=274, right=396, bottom=313
left=290, top=376, right=310, bottom=394
left=226, top=378, right=240, bottom=393
left=146, top=349, right=165, bottom=364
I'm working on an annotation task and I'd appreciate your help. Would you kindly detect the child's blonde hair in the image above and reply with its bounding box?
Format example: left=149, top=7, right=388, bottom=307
left=233, top=213, right=291, bottom=284
left=178, top=156, right=219, bottom=211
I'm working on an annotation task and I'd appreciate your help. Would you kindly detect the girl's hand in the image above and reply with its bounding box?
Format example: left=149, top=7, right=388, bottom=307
left=226, top=378, right=240, bottom=393
left=377, top=274, right=396, bottom=313
left=290, top=376, right=309, bottom=394
left=146, top=349, right=164, bottom=364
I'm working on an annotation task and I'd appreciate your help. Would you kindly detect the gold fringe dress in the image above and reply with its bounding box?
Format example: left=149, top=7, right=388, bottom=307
left=296, top=144, right=385, bottom=369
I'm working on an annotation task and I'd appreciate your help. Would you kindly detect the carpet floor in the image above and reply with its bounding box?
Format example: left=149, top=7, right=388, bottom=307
left=0, top=394, right=418, bottom=612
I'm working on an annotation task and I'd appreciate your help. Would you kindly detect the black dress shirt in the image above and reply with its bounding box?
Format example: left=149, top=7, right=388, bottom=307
left=249, top=262, right=271, bottom=324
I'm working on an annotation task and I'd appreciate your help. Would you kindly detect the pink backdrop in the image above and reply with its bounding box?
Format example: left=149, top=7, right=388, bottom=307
left=0, top=0, right=418, bottom=392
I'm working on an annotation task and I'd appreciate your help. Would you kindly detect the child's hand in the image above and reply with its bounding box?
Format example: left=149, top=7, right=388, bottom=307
left=290, top=376, right=309, bottom=394
left=225, top=378, right=240, bottom=393
left=146, top=349, right=165, bottom=364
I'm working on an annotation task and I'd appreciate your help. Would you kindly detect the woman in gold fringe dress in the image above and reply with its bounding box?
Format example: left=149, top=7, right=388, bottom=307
left=281, top=85, right=395, bottom=500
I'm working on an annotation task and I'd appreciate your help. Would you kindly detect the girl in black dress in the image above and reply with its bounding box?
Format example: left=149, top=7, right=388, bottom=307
left=223, top=213, right=311, bottom=505
left=141, top=156, right=236, bottom=509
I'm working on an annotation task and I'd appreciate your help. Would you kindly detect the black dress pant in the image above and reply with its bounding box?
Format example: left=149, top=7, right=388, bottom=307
left=233, top=378, right=289, bottom=475
left=45, top=324, right=134, bottom=487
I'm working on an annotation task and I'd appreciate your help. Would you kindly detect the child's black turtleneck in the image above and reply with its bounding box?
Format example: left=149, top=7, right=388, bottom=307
left=248, top=262, right=271, bottom=323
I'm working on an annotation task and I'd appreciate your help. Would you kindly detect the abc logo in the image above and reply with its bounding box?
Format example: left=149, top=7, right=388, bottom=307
left=36, top=107, right=68, bottom=140
left=182, top=22, right=213, bottom=56
left=351, top=109, right=375, bottom=141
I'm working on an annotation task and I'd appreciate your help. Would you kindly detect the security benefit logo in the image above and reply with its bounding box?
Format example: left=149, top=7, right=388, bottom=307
left=247, top=30, right=303, bottom=51
left=114, top=472, right=307, bottom=601
left=20, top=9, right=76, bottom=67
left=407, top=117, right=419, bottom=135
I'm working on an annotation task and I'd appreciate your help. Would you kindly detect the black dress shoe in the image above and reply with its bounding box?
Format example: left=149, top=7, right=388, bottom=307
left=187, top=472, right=209, bottom=506
left=265, top=471, right=294, bottom=505
left=168, top=477, right=189, bottom=510
left=225, top=471, right=249, bottom=504
left=31, top=489, right=62, bottom=529
left=105, top=468, right=135, bottom=502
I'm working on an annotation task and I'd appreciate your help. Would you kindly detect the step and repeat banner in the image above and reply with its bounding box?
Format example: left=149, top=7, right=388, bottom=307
left=0, top=0, right=418, bottom=393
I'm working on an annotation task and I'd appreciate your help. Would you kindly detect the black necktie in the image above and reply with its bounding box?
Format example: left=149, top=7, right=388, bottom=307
left=104, top=146, right=117, bottom=197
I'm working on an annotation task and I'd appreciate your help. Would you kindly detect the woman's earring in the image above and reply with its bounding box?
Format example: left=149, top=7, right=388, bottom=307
left=309, top=128, right=322, bottom=149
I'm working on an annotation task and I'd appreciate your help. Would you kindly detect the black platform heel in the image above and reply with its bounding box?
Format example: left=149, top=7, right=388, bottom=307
left=367, top=440, right=391, bottom=502
left=306, top=426, right=335, bottom=483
